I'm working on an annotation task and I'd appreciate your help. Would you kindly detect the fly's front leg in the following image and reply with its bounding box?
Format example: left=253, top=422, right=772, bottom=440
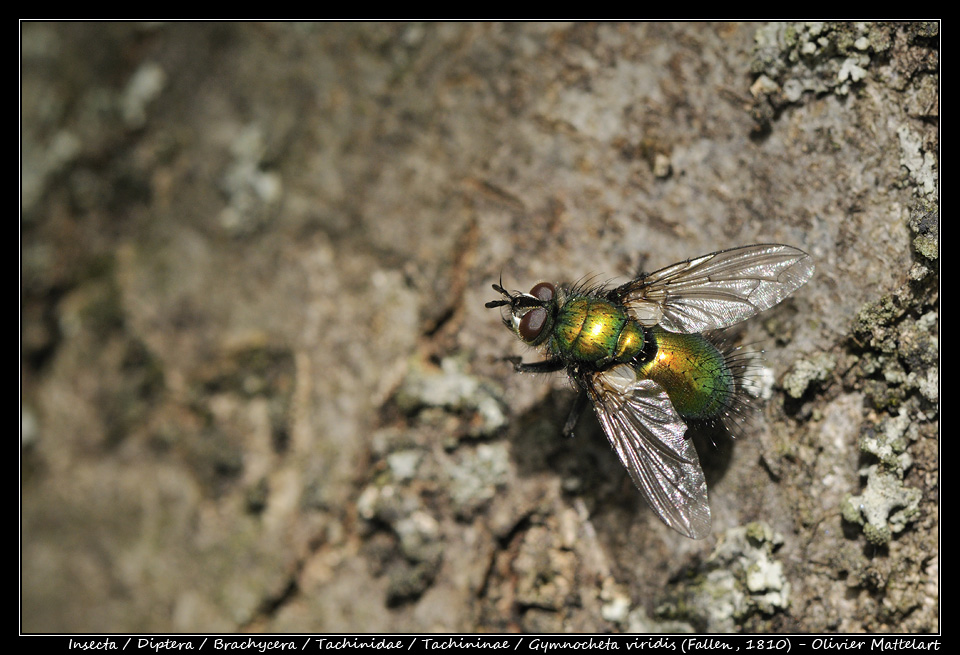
left=510, top=358, right=586, bottom=437
left=511, top=357, right=566, bottom=374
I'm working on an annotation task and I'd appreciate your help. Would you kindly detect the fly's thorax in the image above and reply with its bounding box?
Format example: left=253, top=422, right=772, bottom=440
left=637, top=327, right=734, bottom=421
left=551, top=294, right=645, bottom=366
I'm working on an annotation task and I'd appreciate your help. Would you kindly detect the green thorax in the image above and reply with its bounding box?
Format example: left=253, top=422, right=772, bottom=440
left=637, top=327, right=735, bottom=421
left=550, top=295, right=645, bottom=366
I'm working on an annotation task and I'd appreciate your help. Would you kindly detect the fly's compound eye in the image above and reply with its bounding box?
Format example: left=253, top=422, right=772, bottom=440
left=529, top=282, right=555, bottom=302
left=518, top=307, right=548, bottom=343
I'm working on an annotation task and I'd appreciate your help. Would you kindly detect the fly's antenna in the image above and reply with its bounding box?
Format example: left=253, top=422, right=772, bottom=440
left=485, top=289, right=510, bottom=309
left=486, top=274, right=514, bottom=309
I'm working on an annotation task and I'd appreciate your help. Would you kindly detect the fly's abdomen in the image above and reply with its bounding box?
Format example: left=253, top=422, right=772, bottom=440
left=638, top=327, right=734, bottom=421
left=554, top=297, right=645, bottom=366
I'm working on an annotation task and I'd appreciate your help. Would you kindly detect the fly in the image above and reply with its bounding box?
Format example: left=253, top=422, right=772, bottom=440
left=486, top=244, right=814, bottom=539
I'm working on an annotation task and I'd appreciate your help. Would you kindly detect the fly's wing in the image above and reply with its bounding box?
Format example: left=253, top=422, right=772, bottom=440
left=586, top=365, right=710, bottom=539
left=616, top=244, right=814, bottom=333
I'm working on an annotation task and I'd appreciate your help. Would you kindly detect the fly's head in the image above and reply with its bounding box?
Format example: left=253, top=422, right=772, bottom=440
left=485, top=280, right=558, bottom=347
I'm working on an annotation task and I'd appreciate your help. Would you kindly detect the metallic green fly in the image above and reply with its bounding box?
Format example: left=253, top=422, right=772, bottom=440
left=486, top=244, right=814, bottom=538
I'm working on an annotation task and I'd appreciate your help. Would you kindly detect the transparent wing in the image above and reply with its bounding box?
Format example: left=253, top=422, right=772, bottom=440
left=586, top=365, right=710, bottom=539
left=616, top=244, right=814, bottom=333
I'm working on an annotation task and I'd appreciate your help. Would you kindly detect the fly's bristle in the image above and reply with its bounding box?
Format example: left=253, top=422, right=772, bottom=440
left=565, top=274, right=611, bottom=299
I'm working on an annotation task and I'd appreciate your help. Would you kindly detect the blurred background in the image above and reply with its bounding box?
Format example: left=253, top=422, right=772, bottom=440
left=21, top=22, right=938, bottom=632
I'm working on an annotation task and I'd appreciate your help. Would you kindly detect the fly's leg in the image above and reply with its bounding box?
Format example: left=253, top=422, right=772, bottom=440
left=511, top=358, right=566, bottom=374
left=501, top=356, right=582, bottom=435
left=562, top=389, right=589, bottom=438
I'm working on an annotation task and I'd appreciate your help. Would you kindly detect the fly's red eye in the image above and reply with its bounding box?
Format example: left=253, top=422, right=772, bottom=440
left=518, top=307, right=548, bottom=342
left=529, top=282, right=555, bottom=302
